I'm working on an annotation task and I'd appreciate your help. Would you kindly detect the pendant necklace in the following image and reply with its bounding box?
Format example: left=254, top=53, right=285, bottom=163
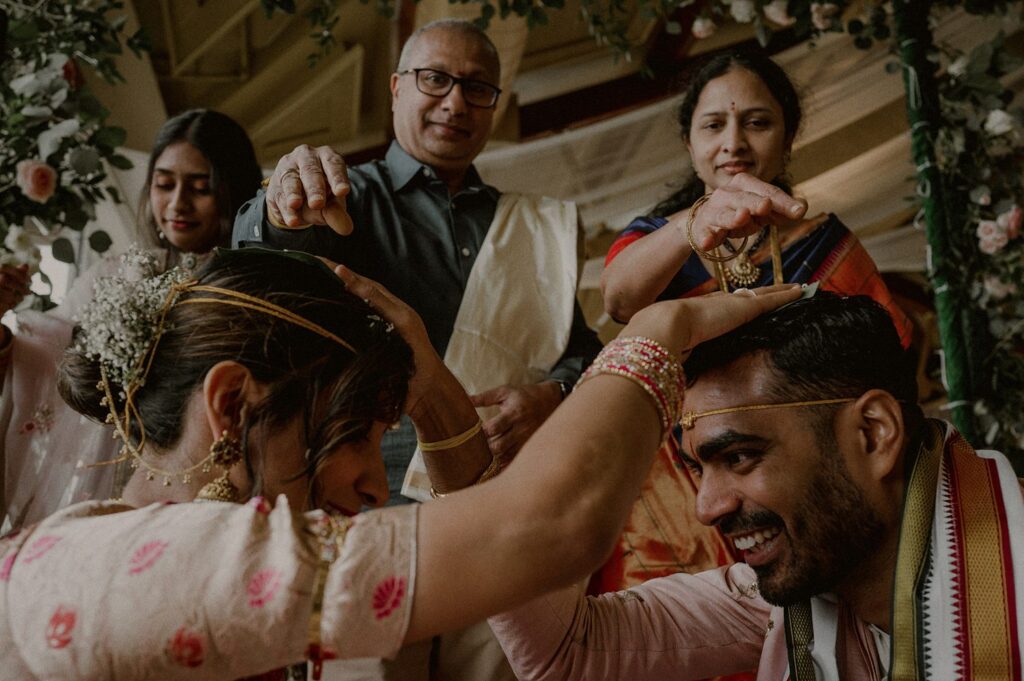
left=722, top=227, right=769, bottom=287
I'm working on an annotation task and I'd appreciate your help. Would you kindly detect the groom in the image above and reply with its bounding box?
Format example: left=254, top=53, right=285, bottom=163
left=489, top=291, right=1023, bottom=680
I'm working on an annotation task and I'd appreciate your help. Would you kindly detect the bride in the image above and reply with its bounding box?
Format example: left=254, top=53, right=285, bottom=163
left=0, top=247, right=799, bottom=679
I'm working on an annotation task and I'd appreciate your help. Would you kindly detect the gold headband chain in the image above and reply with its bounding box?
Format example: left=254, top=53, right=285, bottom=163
left=680, top=397, right=856, bottom=430
left=97, top=280, right=358, bottom=486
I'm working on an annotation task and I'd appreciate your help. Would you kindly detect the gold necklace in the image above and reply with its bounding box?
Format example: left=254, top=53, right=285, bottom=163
left=723, top=228, right=768, bottom=287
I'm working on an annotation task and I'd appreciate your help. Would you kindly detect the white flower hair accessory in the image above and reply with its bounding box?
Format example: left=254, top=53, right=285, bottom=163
left=74, top=246, right=192, bottom=393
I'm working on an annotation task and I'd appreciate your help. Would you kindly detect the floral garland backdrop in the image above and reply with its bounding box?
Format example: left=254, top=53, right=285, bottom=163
left=0, top=0, right=147, bottom=308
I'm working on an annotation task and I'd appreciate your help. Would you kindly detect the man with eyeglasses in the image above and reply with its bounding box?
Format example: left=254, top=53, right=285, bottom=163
left=233, top=18, right=600, bottom=681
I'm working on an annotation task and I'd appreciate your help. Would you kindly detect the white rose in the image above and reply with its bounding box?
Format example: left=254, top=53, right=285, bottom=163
left=692, top=16, right=717, bottom=39
left=730, top=0, right=757, bottom=24
left=984, top=109, right=1015, bottom=137
left=763, top=0, right=796, bottom=26
left=811, top=2, right=839, bottom=30
left=947, top=56, right=969, bottom=78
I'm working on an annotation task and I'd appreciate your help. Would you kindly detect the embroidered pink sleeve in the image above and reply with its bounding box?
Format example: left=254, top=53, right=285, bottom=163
left=0, top=497, right=417, bottom=679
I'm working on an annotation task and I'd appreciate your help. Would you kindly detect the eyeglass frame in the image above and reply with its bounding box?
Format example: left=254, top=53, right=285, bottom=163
left=397, top=68, right=502, bottom=109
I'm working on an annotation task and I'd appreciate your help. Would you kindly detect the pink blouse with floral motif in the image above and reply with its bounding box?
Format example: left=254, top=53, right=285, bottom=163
left=0, top=495, right=417, bottom=680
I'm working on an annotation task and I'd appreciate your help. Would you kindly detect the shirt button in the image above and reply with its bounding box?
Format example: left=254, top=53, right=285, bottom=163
left=254, top=225, right=261, bottom=238
left=461, top=247, right=471, bottom=257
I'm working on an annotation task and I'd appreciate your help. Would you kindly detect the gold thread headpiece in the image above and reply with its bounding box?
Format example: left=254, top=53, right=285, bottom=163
left=81, top=255, right=359, bottom=487
left=680, top=398, right=856, bottom=430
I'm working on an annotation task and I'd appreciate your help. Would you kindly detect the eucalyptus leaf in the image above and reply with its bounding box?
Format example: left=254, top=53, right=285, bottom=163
left=51, top=237, right=76, bottom=264
left=108, top=154, right=133, bottom=170
left=93, top=126, right=127, bottom=149
left=88, top=230, right=113, bottom=253
left=69, top=147, right=102, bottom=176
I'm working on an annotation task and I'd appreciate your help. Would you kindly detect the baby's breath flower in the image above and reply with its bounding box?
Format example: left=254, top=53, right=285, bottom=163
left=74, top=247, right=190, bottom=390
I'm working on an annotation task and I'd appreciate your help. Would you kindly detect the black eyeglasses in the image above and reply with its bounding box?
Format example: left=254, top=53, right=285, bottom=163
left=399, top=68, right=501, bottom=109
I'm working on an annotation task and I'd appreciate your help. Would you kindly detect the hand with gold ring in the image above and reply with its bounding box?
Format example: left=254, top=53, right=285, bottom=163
left=264, top=145, right=354, bottom=236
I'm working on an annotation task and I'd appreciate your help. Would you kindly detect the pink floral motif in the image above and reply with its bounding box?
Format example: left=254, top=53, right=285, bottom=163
left=247, top=568, right=282, bottom=608
left=248, top=496, right=272, bottom=514
left=372, top=575, right=407, bottom=620
left=23, top=535, right=60, bottom=563
left=0, top=552, right=16, bottom=581
left=167, top=626, right=205, bottom=667
left=46, top=605, right=76, bottom=649
left=128, top=540, right=169, bottom=575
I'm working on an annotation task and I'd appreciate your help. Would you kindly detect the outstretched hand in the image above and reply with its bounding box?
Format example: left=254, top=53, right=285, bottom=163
left=470, top=382, right=562, bottom=460
left=265, top=144, right=354, bottom=235
left=334, top=265, right=444, bottom=417
left=622, top=284, right=804, bottom=359
left=675, top=173, right=808, bottom=252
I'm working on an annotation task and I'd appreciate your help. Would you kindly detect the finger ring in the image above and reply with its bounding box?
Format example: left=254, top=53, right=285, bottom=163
left=732, top=288, right=756, bottom=297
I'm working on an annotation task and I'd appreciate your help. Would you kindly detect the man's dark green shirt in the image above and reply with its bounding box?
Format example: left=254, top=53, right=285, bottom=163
left=233, top=142, right=601, bottom=385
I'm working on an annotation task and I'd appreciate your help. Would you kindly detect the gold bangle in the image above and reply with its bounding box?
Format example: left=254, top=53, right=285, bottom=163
left=429, top=453, right=507, bottom=499
left=686, top=194, right=747, bottom=263
left=418, top=418, right=483, bottom=452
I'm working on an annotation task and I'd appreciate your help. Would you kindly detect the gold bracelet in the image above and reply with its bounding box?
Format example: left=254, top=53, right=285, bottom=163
left=685, top=194, right=747, bottom=263
left=429, top=453, right=507, bottom=499
left=418, top=418, right=483, bottom=452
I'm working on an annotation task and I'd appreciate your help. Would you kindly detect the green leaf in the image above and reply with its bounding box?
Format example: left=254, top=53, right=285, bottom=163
left=88, top=230, right=113, bottom=253
left=8, top=19, right=39, bottom=42
left=108, top=154, right=134, bottom=170
left=664, top=20, right=681, bottom=35
left=51, top=237, right=76, bottom=264
left=127, top=28, right=153, bottom=57
left=94, top=126, right=127, bottom=149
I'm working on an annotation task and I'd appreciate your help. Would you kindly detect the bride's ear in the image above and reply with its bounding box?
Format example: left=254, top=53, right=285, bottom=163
left=202, top=361, right=264, bottom=438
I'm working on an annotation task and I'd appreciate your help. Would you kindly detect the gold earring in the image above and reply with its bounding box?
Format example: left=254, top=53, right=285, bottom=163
left=196, top=430, right=242, bottom=503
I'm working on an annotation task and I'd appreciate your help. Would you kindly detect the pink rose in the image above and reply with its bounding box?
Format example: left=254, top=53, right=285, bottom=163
left=997, top=205, right=1021, bottom=240
left=16, top=160, right=57, bottom=204
left=811, top=2, right=839, bottom=30
left=976, top=219, right=1001, bottom=240
left=692, top=16, right=717, bottom=39
left=979, top=231, right=1008, bottom=255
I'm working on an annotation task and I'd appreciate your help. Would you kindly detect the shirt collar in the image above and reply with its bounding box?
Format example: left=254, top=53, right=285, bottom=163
left=385, top=141, right=496, bottom=198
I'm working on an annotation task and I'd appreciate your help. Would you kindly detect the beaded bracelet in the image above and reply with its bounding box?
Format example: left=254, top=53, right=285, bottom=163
left=576, top=336, right=685, bottom=438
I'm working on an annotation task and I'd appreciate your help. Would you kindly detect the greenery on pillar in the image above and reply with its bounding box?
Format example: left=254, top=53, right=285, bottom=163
left=0, top=0, right=148, bottom=307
